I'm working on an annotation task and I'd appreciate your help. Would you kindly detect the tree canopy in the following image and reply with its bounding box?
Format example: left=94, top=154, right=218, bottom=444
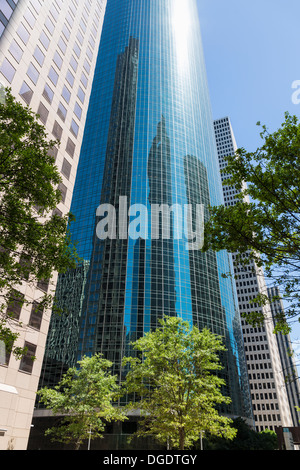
left=203, top=113, right=300, bottom=333
left=37, top=354, right=126, bottom=450
left=0, top=88, right=79, bottom=358
left=122, top=316, right=236, bottom=450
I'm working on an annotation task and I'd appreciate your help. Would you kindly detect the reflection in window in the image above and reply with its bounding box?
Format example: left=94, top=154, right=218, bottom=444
left=29, top=302, right=44, bottom=330
left=57, top=101, right=67, bottom=122
left=58, top=36, right=67, bottom=55
left=62, top=23, right=70, bottom=40
left=70, top=119, right=79, bottom=137
left=73, top=42, right=81, bottom=58
left=77, top=86, right=85, bottom=103
left=24, top=8, right=36, bottom=29
left=53, top=51, right=63, bottom=70
left=19, top=342, right=36, bottom=373
left=19, top=81, right=33, bottom=104
left=61, top=158, right=71, bottom=179
left=9, top=39, right=23, bottom=63
left=34, top=46, right=45, bottom=66
left=27, top=62, right=39, bottom=84
left=0, top=1, right=13, bottom=20
left=39, top=30, right=50, bottom=50
left=6, top=289, right=25, bottom=320
left=0, top=58, right=16, bottom=83
left=37, top=102, right=49, bottom=124
left=66, top=137, right=75, bottom=158
left=44, top=16, right=55, bottom=35
left=80, top=72, right=88, bottom=88
left=66, top=69, right=74, bottom=87
left=58, top=182, right=67, bottom=203
left=17, top=22, right=30, bottom=45
left=42, top=83, right=54, bottom=104
left=48, top=66, right=58, bottom=86
left=74, top=102, right=82, bottom=120
left=52, top=120, right=63, bottom=140
left=62, top=85, right=71, bottom=103
left=70, top=55, right=78, bottom=72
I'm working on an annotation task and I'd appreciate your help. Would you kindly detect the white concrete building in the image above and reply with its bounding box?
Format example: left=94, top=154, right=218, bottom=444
left=214, top=117, right=294, bottom=431
left=0, top=0, right=106, bottom=450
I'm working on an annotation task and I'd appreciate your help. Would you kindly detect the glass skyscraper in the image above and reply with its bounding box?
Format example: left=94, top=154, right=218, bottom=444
left=41, top=0, right=252, bottom=422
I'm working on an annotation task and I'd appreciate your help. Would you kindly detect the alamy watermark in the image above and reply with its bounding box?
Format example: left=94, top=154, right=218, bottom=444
left=291, top=80, right=300, bottom=104
left=96, top=196, right=204, bottom=251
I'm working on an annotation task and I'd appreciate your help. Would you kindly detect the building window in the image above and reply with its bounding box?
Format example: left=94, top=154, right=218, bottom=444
left=19, top=81, right=33, bottom=105
left=29, top=301, right=43, bottom=330
left=27, top=62, right=39, bottom=85
left=0, top=1, right=13, bottom=21
left=19, top=342, right=36, bottom=374
left=44, top=16, right=55, bottom=35
left=37, top=101, right=49, bottom=124
left=70, top=119, right=79, bottom=137
left=8, top=39, right=24, bottom=63
left=47, top=145, right=58, bottom=161
left=33, top=45, right=45, bottom=66
left=70, top=55, right=78, bottom=72
left=66, top=137, right=75, bottom=158
left=37, top=279, right=49, bottom=293
left=57, top=101, right=67, bottom=122
left=52, top=120, right=63, bottom=140
left=77, top=86, right=85, bottom=103
left=0, top=340, right=10, bottom=366
left=74, top=102, right=82, bottom=120
left=80, top=72, right=88, bottom=88
left=58, top=182, right=67, bottom=203
left=24, top=8, right=36, bottom=29
left=58, top=36, right=67, bottom=55
left=42, top=83, right=54, bottom=104
left=17, top=23, right=30, bottom=45
left=0, top=58, right=16, bottom=83
left=62, top=85, right=71, bottom=103
left=62, top=23, right=70, bottom=40
left=6, top=290, right=25, bottom=320
left=66, top=69, right=74, bottom=87
left=48, top=66, right=58, bottom=86
left=53, top=50, right=63, bottom=70
left=61, top=158, right=71, bottom=179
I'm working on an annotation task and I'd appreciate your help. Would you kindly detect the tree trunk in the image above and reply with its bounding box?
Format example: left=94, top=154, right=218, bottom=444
left=179, top=427, right=185, bottom=450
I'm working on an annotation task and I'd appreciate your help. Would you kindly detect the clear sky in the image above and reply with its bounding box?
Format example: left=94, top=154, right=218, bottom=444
left=196, top=0, right=300, bottom=361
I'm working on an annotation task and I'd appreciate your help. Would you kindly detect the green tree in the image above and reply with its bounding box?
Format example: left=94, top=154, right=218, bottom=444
left=0, top=88, right=79, bottom=358
left=204, top=417, right=278, bottom=450
left=37, top=354, right=126, bottom=450
left=203, top=113, right=300, bottom=333
left=122, top=316, right=236, bottom=450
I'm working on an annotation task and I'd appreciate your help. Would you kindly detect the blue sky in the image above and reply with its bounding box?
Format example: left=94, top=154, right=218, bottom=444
left=196, top=0, right=300, bottom=358
left=197, top=0, right=300, bottom=150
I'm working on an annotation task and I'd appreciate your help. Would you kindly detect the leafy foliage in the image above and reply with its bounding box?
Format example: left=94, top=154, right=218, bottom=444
left=204, top=417, right=278, bottom=450
left=0, top=88, right=79, bottom=358
left=37, top=354, right=126, bottom=450
left=122, top=316, right=236, bottom=450
left=203, top=113, right=300, bottom=333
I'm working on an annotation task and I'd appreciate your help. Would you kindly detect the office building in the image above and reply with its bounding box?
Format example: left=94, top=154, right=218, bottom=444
left=214, top=116, right=295, bottom=431
left=0, top=0, right=106, bottom=450
left=38, top=0, right=253, bottom=441
left=268, top=286, right=300, bottom=427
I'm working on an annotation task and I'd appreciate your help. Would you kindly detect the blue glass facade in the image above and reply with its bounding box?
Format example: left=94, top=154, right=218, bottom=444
left=42, top=0, right=252, bottom=419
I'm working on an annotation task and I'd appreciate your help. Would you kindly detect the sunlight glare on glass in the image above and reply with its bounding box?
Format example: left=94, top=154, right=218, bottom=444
left=172, top=0, right=191, bottom=70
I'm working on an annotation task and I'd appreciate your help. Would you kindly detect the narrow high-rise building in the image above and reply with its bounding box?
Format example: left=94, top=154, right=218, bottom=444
left=36, top=0, right=253, bottom=449
left=0, top=0, right=107, bottom=450
left=268, top=286, right=300, bottom=427
left=214, top=116, right=296, bottom=431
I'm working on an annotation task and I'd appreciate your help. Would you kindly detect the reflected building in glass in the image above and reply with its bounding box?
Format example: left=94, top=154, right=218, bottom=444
left=41, top=0, right=253, bottom=422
